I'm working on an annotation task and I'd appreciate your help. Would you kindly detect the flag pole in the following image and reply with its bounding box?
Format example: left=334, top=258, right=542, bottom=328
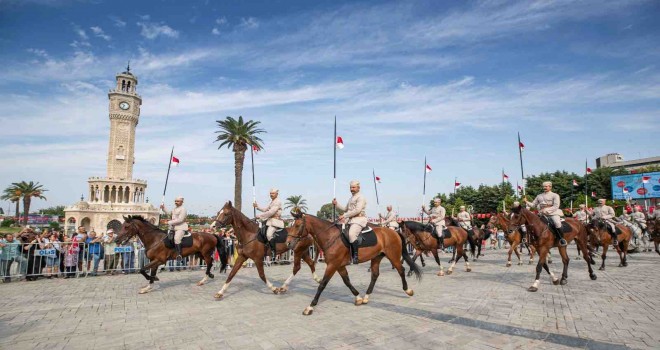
left=642, top=173, right=648, bottom=211
left=333, top=116, right=337, bottom=221
left=570, top=182, right=574, bottom=213
left=373, top=169, right=381, bottom=225
left=251, top=144, right=257, bottom=219
left=454, top=177, right=457, bottom=196
left=517, top=132, right=526, bottom=197
left=159, top=146, right=174, bottom=226
left=584, top=159, right=589, bottom=209
left=422, top=157, right=427, bottom=224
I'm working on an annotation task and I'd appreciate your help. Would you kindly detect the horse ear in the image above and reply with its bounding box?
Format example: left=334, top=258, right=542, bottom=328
left=227, top=200, right=232, bottom=207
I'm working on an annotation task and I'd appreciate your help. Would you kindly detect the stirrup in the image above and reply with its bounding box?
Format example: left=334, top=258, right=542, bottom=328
left=559, top=238, right=567, bottom=247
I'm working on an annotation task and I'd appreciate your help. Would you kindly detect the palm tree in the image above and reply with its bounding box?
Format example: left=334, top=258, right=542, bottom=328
left=284, top=195, right=308, bottom=212
left=215, top=116, right=265, bottom=212
left=14, top=181, right=47, bottom=224
left=1, top=184, right=22, bottom=219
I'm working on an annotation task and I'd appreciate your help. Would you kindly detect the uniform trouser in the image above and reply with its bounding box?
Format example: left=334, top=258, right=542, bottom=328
left=604, top=220, right=616, bottom=233
left=266, top=226, right=278, bottom=241
left=348, top=224, right=365, bottom=243
left=546, top=215, right=562, bottom=229
left=387, top=223, right=399, bottom=230
left=174, top=230, right=185, bottom=244
left=458, top=222, right=472, bottom=230
left=434, top=223, right=446, bottom=235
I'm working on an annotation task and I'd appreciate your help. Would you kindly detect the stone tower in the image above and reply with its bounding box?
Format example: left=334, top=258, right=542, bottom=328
left=65, top=66, right=158, bottom=234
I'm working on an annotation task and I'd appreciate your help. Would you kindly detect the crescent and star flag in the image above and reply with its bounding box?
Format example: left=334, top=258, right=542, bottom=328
left=171, top=156, right=180, bottom=167
left=252, top=145, right=260, bottom=154
left=642, top=176, right=651, bottom=184
left=375, top=176, right=382, bottom=183
left=586, top=167, right=592, bottom=174
left=425, top=164, right=432, bottom=173
left=336, top=136, right=344, bottom=149
left=519, top=141, right=525, bottom=152
left=591, top=191, right=597, bottom=198
left=454, top=181, right=461, bottom=189
left=503, top=173, right=509, bottom=181
left=573, top=179, right=578, bottom=187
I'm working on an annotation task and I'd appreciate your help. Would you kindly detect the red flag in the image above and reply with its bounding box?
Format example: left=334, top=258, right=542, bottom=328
left=519, top=141, right=525, bottom=151
left=586, top=167, right=592, bottom=174
left=454, top=182, right=461, bottom=189
left=503, top=173, right=509, bottom=181
left=517, top=184, right=523, bottom=190
left=642, top=176, right=651, bottom=184
left=591, top=191, right=597, bottom=197
left=375, top=176, right=382, bottom=184
left=171, top=156, right=180, bottom=167
left=573, top=179, right=578, bottom=187
left=336, top=136, right=344, bottom=149
left=425, top=164, right=432, bottom=173
left=252, top=144, right=260, bottom=154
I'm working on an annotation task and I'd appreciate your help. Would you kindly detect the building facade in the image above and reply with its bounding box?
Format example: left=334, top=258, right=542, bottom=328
left=596, top=153, right=660, bottom=171
left=64, top=67, right=158, bottom=234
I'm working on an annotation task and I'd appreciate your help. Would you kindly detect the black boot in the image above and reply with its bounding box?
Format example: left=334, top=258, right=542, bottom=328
left=175, top=244, right=183, bottom=259
left=269, top=239, right=277, bottom=262
left=611, top=233, right=618, bottom=246
left=556, top=227, right=567, bottom=247
left=351, top=241, right=359, bottom=264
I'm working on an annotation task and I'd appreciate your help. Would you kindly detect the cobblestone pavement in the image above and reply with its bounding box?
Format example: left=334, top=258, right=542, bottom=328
left=1, top=246, right=658, bottom=350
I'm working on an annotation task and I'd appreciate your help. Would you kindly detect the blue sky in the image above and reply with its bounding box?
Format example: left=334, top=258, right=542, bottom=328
left=0, top=0, right=658, bottom=217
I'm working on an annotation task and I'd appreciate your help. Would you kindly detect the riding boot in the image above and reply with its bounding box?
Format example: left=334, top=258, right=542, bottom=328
left=351, top=241, right=359, bottom=264
left=175, top=244, right=183, bottom=259
left=269, top=239, right=277, bottom=262
left=554, top=226, right=567, bottom=247
left=611, top=233, right=618, bottom=247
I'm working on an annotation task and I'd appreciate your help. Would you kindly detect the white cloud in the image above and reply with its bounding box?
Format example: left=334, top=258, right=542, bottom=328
left=74, top=25, right=88, bottom=40
left=211, top=28, right=220, bottom=35
left=109, top=16, right=126, bottom=28
left=216, top=17, right=227, bottom=25
left=90, top=26, right=111, bottom=41
left=137, top=21, right=179, bottom=39
left=27, top=48, right=49, bottom=58
left=238, top=17, right=259, bottom=29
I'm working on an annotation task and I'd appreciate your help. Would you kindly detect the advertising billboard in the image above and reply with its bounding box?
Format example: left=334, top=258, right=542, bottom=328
left=611, top=172, right=660, bottom=200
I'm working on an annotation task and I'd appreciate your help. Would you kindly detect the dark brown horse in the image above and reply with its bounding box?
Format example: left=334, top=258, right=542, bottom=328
left=212, top=201, right=320, bottom=298
left=399, top=220, right=470, bottom=276
left=510, top=206, right=596, bottom=292
left=116, top=215, right=228, bottom=294
left=487, top=213, right=538, bottom=266
left=649, top=218, right=660, bottom=255
left=288, top=211, right=421, bottom=315
left=586, top=219, right=633, bottom=269
left=465, top=223, right=491, bottom=261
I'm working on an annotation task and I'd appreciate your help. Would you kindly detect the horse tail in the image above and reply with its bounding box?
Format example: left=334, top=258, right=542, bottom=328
left=468, top=232, right=476, bottom=257
left=215, top=236, right=229, bottom=273
left=397, top=231, right=422, bottom=282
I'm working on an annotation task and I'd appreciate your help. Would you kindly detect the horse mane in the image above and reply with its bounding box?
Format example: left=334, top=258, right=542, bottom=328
left=126, top=215, right=163, bottom=232
left=401, top=220, right=432, bottom=233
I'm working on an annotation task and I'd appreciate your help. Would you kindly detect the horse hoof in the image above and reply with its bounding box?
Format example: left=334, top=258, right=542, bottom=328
left=548, top=260, right=553, bottom=264
left=466, top=268, right=472, bottom=272
left=355, top=297, right=363, bottom=306
left=518, top=261, right=524, bottom=266
left=208, top=273, right=214, bottom=279
left=303, top=307, right=314, bottom=316
left=279, top=286, right=288, bottom=294
left=623, top=262, right=628, bottom=267
left=552, top=279, right=560, bottom=285
left=407, top=272, right=412, bottom=277
left=506, top=262, right=512, bottom=267
left=560, top=279, right=567, bottom=285
left=599, top=267, right=605, bottom=271
left=139, top=286, right=152, bottom=294
left=528, top=286, right=538, bottom=292
left=446, top=270, right=453, bottom=275
left=214, top=293, right=223, bottom=299
left=437, top=270, right=445, bottom=276
left=272, top=288, right=280, bottom=295
left=153, top=277, right=160, bottom=281
left=528, top=260, right=533, bottom=265
left=197, top=281, right=204, bottom=286
left=590, top=274, right=597, bottom=280
left=362, top=296, right=369, bottom=304
left=421, top=263, right=426, bottom=267
left=405, top=289, right=414, bottom=296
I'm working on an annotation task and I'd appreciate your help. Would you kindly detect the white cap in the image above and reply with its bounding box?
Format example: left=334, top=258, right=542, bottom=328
left=579, top=204, right=585, bottom=208
left=433, top=197, right=441, bottom=203
left=175, top=196, right=184, bottom=201
left=460, top=205, right=465, bottom=209
left=350, top=180, right=360, bottom=186
left=598, top=199, right=606, bottom=204
left=542, top=181, right=552, bottom=187
left=269, top=188, right=279, bottom=193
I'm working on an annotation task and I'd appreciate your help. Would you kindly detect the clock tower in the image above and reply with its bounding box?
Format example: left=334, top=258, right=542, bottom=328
left=107, top=65, right=142, bottom=180
left=64, top=66, right=158, bottom=234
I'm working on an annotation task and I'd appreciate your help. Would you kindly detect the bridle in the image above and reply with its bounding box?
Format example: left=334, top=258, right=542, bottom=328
left=287, top=214, right=307, bottom=249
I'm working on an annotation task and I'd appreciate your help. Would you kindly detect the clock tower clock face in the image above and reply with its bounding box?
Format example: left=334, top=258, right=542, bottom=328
left=119, top=102, right=130, bottom=110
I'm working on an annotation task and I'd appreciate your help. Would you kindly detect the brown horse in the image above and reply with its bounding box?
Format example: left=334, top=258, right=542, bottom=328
left=212, top=201, right=320, bottom=299
left=288, top=211, right=421, bottom=316
left=510, top=206, right=596, bottom=292
left=586, top=219, right=633, bottom=269
left=115, top=215, right=228, bottom=294
left=399, top=221, right=442, bottom=275
left=465, top=223, right=491, bottom=261
left=487, top=213, right=538, bottom=266
left=399, top=220, right=470, bottom=276
left=649, top=218, right=660, bottom=255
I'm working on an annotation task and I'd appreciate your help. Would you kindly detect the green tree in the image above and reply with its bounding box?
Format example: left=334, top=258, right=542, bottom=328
left=284, top=195, right=308, bottom=212
left=14, top=181, right=47, bottom=224
left=317, top=203, right=345, bottom=221
left=40, top=205, right=65, bottom=216
left=214, top=116, right=265, bottom=212
left=1, top=184, right=22, bottom=219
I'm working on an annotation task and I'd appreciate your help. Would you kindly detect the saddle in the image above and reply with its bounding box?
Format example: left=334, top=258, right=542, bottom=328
left=540, top=216, right=572, bottom=234
left=163, top=231, right=193, bottom=249
left=428, top=225, right=451, bottom=240
left=340, top=224, right=377, bottom=248
left=257, top=225, right=287, bottom=245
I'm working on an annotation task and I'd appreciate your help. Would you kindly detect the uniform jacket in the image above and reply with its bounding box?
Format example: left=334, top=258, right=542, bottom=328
left=336, top=192, right=368, bottom=227
left=527, top=192, right=563, bottom=216
left=592, top=205, right=615, bottom=220
left=257, top=198, right=284, bottom=228
left=165, top=206, right=189, bottom=231
left=423, top=205, right=446, bottom=225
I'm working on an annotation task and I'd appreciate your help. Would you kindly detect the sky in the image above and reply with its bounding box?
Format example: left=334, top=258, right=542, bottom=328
left=0, top=0, right=658, bottom=218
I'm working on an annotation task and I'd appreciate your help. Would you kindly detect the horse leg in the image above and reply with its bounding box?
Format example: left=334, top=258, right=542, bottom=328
left=621, top=241, right=629, bottom=267
left=542, top=262, right=559, bottom=285
left=408, top=251, right=420, bottom=277
left=253, top=258, right=278, bottom=294
left=302, top=251, right=321, bottom=283
left=528, top=248, right=548, bottom=292
left=432, top=249, right=444, bottom=276
left=577, top=238, right=597, bottom=281
left=529, top=243, right=536, bottom=265
left=557, top=246, right=570, bottom=285
left=303, top=264, right=338, bottom=315
left=388, top=251, right=414, bottom=297
left=361, top=257, right=384, bottom=305
left=447, top=245, right=459, bottom=275
left=419, top=253, right=426, bottom=267
left=599, top=244, right=608, bottom=270
left=337, top=265, right=363, bottom=305
left=197, top=254, right=214, bottom=286
left=462, top=247, right=471, bottom=272
left=514, top=241, right=523, bottom=266
left=138, top=260, right=163, bottom=294
left=506, top=240, right=515, bottom=267
left=214, top=255, right=246, bottom=299
left=279, top=251, right=303, bottom=294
